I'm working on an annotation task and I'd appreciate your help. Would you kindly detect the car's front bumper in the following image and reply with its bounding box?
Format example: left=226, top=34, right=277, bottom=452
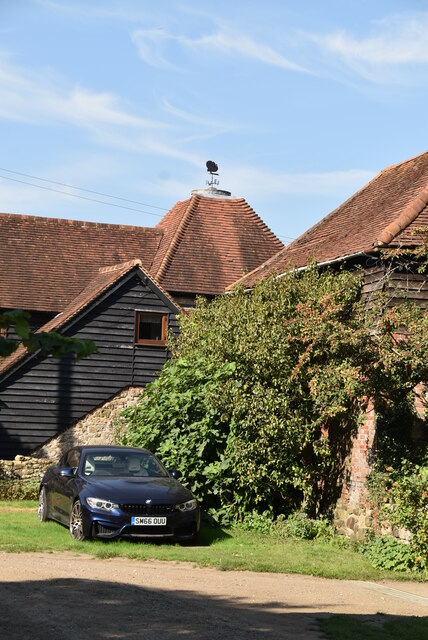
left=82, top=504, right=200, bottom=540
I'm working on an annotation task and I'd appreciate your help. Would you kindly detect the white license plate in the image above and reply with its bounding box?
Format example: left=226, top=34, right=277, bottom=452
left=131, top=516, right=167, bottom=526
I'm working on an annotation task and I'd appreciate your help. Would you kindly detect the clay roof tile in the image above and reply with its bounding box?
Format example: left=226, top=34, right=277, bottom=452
left=231, top=150, right=428, bottom=289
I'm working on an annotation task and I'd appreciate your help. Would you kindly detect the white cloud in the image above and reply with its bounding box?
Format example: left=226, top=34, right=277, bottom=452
left=132, top=26, right=310, bottom=73
left=306, top=12, right=428, bottom=83
left=131, top=29, right=181, bottom=70
left=225, top=166, right=375, bottom=198
left=0, top=57, right=166, bottom=131
left=0, top=56, right=214, bottom=168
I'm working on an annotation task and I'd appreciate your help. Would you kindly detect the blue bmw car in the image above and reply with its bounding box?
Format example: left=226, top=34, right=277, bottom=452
left=37, top=445, right=200, bottom=541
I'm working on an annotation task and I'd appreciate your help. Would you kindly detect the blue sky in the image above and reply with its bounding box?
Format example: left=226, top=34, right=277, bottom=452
left=1, top=0, right=428, bottom=244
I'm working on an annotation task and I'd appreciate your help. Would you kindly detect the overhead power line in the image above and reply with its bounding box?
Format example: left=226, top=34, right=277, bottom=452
left=0, top=166, right=169, bottom=211
left=0, top=165, right=296, bottom=240
left=0, top=174, right=164, bottom=218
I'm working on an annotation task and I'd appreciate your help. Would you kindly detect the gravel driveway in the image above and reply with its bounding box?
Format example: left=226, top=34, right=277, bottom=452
left=0, top=552, right=427, bottom=639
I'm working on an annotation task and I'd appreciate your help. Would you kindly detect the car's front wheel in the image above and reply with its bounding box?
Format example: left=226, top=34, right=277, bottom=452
left=69, top=499, right=89, bottom=540
left=37, top=486, right=48, bottom=522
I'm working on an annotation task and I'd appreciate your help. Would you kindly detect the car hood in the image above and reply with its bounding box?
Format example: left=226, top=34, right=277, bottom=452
left=81, top=476, right=193, bottom=504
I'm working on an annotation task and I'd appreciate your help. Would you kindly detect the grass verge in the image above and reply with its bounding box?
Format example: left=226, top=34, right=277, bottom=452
left=0, top=501, right=423, bottom=581
left=319, top=615, right=428, bottom=639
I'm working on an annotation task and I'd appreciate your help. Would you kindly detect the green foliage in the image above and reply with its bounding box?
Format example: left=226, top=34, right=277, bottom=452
left=118, top=266, right=427, bottom=524
left=373, top=402, right=427, bottom=471
left=118, top=357, right=237, bottom=514
left=367, top=461, right=428, bottom=572
left=0, top=309, right=97, bottom=359
left=362, top=535, right=415, bottom=572
left=0, top=479, right=39, bottom=501
left=174, top=269, right=373, bottom=518
left=278, top=512, right=335, bottom=540
left=387, top=463, right=428, bottom=569
left=237, top=510, right=336, bottom=541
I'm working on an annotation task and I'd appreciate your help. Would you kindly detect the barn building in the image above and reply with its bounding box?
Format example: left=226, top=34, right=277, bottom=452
left=0, top=186, right=282, bottom=459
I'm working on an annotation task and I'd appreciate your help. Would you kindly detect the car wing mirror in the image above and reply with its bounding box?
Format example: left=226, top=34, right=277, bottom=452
left=169, top=469, right=181, bottom=480
left=59, top=467, right=75, bottom=478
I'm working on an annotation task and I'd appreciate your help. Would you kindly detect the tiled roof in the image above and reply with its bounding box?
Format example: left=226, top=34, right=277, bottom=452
left=231, top=150, right=428, bottom=289
left=0, top=194, right=282, bottom=311
left=153, top=194, right=283, bottom=295
left=0, top=214, right=162, bottom=312
left=0, top=260, right=180, bottom=376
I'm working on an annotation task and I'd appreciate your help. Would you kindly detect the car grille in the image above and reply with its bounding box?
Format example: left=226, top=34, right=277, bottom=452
left=120, top=503, right=176, bottom=516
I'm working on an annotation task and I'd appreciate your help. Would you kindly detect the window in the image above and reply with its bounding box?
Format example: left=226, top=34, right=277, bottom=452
left=135, top=312, right=167, bottom=346
left=58, top=449, right=80, bottom=473
left=66, top=449, right=81, bottom=470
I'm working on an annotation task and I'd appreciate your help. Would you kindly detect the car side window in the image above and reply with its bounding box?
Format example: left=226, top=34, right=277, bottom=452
left=58, top=453, right=68, bottom=468
left=65, top=450, right=80, bottom=473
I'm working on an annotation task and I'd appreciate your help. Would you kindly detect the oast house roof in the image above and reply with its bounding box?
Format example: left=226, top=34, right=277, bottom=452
left=230, top=150, right=428, bottom=289
left=0, top=192, right=283, bottom=312
left=152, top=193, right=283, bottom=295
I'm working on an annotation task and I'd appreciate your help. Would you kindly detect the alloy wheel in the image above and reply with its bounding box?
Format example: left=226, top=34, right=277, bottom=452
left=37, top=487, right=48, bottom=522
left=69, top=500, right=86, bottom=540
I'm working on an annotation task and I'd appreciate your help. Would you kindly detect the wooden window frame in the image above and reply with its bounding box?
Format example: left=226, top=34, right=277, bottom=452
left=135, top=311, right=168, bottom=346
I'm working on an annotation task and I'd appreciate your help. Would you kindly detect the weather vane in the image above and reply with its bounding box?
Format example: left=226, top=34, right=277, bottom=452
left=206, top=160, right=219, bottom=189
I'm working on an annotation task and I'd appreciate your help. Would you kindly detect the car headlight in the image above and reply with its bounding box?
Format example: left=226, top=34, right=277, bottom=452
left=175, top=499, right=197, bottom=512
left=86, top=497, right=119, bottom=512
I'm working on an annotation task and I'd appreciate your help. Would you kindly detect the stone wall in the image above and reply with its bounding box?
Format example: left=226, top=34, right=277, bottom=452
left=0, top=387, right=144, bottom=490
left=334, top=498, right=373, bottom=540
left=33, top=386, right=144, bottom=460
left=0, top=455, right=52, bottom=482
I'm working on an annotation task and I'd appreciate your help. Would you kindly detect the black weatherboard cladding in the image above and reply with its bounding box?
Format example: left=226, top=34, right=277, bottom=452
left=0, top=273, right=179, bottom=459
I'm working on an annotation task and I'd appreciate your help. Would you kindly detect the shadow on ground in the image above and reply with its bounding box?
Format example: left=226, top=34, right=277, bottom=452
left=0, top=578, right=426, bottom=640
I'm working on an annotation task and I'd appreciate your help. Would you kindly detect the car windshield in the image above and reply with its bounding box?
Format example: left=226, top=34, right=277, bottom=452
left=82, top=451, right=168, bottom=478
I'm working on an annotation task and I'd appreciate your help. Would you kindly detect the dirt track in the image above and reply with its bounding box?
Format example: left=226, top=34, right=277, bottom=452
left=0, top=552, right=427, bottom=639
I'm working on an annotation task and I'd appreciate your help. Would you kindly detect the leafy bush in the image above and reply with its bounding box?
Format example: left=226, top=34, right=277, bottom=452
left=278, top=512, right=335, bottom=540
left=118, top=266, right=428, bottom=523
left=367, top=460, right=428, bottom=571
left=362, top=534, right=415, bottom=572
left=0, top=479, right=39, bottom=501
left=387, top=463, right=428, bottom=569
left=118, top=357, right=237, bottom=516
left=238, top=510, right=335, bottom=540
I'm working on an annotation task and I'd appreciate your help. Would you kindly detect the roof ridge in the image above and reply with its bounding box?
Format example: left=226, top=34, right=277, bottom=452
left=375, top=183, right=428, bottom=246
left=155, top=198, right=190, bottom=228
left=237, top=200, right=283, bottom=245
left=99, top=259, right=142, bottom=273
left=380, top=149, right=428, bottom=175
left=155, top=195, right=200, bottom=282
left=276, top=166, right=385, bottom=255
left=0, top=211, right=161, bottom=233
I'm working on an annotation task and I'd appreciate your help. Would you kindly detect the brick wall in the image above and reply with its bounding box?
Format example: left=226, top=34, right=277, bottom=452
left=333, top=401, right=376, bottom=538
